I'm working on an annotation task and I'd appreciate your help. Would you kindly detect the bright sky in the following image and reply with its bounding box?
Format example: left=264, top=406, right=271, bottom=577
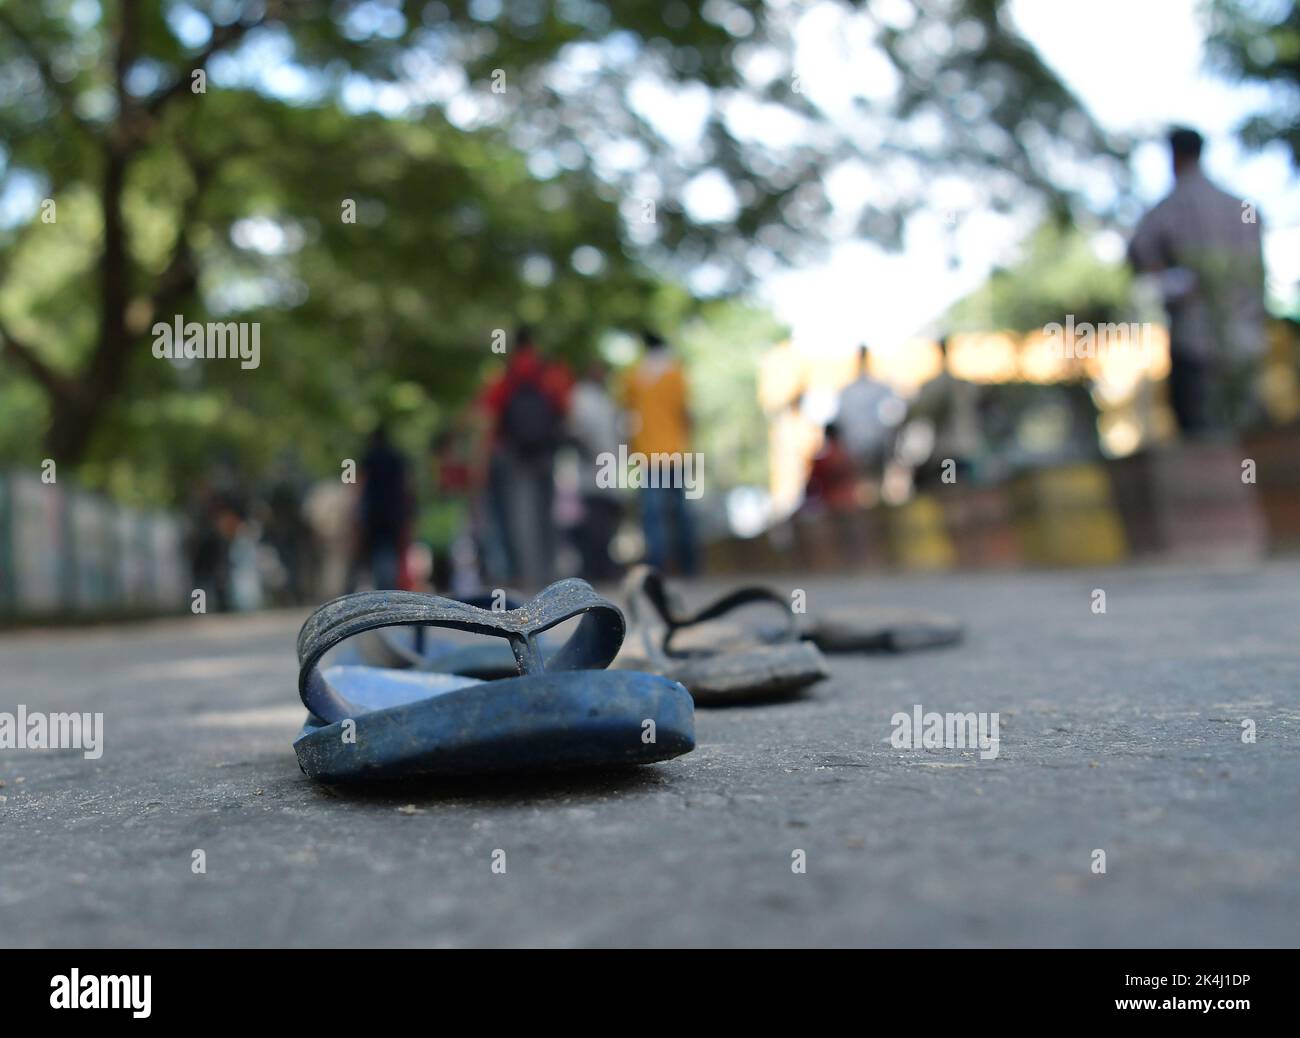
left=761, top=0, right=1300, bottom=362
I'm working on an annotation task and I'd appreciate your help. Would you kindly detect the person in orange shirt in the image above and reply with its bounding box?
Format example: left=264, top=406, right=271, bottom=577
left=621, top=331, right=698, bottom=575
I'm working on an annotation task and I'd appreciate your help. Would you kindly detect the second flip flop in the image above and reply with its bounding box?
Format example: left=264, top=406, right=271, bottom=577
left=616, top=566, right=829, bottom=706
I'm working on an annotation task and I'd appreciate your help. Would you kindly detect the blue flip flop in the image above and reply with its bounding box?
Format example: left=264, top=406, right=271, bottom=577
left=293, top=579, right=695, bottom=782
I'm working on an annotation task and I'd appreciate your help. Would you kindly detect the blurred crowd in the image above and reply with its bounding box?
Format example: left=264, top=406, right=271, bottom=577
left=793, top=336, right=984, bottom=519
left=186, top=126, right=1281, bottom=611
left=797, top=126, right=1273, bottom=519
left=186, top=327, right=699, bottom=609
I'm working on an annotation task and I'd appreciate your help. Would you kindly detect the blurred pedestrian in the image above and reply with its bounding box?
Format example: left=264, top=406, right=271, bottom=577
left=568, top=360, right=624, bottom=583
left=479, top=326, right=571, bottom=588
left=430, top=419, right=482, bottom=596
left=803, top=422, right=858, bottom=513
left=264, top=456, right=310, bottom=605
left=187, top=478, right=232, bottom=612
left=303, top=477, right=356, bottom=600
left=1128, top=126, right=1268, bottom=437
left=909, top=335, right=985, bottom=488
left=358, top=423, right=411, bottom=590
left=835, top=344, right=903, bottom=492
left=622, top=330, right=697, bottom=576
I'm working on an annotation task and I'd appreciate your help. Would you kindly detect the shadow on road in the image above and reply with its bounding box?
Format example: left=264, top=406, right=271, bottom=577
left=303, top=762, right=682, bottom=809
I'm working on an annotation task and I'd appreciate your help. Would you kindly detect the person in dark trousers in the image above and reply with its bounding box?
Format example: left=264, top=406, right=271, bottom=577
left=1128, top=126, right=1267, bottom=437
left=479, top=327, right=572, bottom=588
left=188, top=478, right=233, bottom=612
left=358, top=424, right=410, bottom=590
left=265, top=459, right=311, bottom=605
left=568, top=360, right=624, bottom=583
left=910, top=335, right=983, bottom=489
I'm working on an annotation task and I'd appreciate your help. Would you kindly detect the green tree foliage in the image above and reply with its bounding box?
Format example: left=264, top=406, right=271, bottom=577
left=944, top=219, right=1134, bottom=332
left=1206, top=0, right=1300, bottom=167
left=676, top=299, right=785, bottom=488
left=0, top=0, right=1116, bottom=503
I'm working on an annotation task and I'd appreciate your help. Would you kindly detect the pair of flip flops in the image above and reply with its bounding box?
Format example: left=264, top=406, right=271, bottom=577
left=292, top=571, right=962, bottom=782
left=615, top=566, right=962, bottom=705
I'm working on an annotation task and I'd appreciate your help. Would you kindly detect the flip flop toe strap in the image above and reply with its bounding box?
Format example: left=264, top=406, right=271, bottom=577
left=297, top=579, right=625, bottom=724
left=379, top=590, right=526, bottom=666
left=626, top=567, right=795, bottom=659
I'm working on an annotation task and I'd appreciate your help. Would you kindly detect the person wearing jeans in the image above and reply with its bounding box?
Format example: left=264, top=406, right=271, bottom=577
left=477, top=327, right=572, bottom=589
left=640, top=483, right=697, bottom=576
left=621, top=332, right=699, bottom=576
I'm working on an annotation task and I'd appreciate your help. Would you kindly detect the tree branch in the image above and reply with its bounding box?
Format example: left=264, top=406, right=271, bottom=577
left=0, top=318, right=80, bottom=404
left=145, top=12, right=273, bottom=117
left=141, top=153, right=215, bottom=328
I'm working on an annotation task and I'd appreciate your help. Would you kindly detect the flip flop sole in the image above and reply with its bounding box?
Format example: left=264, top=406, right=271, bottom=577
left=293, top=670, right=694, bottom=782
left=620, top=642, right=829, bottom=707
left=803, top=609, right=964, bottom=653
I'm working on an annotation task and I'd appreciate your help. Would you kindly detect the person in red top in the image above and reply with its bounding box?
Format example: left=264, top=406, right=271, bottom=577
left=803, top=422, right=860, bottom=514
left=477, top=327, right=573, bottom=588
left=479, top=329, right=573, bottom=424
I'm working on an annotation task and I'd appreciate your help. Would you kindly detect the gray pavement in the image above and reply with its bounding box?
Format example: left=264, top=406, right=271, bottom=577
left=2, top=561, right=1298, bottom=947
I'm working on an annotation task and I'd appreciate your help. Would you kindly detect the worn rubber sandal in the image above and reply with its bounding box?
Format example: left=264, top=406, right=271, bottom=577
left=797, top=606, right=963, bottom=653
left=616, top=566, right=829, bottom=706
left=294, top=578, right=694, bottom=782
left=627, top=569, right=962, bottom=655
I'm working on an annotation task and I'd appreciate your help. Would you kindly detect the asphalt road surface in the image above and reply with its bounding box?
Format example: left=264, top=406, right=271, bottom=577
left=2, top=561, right=1297, bottom=947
